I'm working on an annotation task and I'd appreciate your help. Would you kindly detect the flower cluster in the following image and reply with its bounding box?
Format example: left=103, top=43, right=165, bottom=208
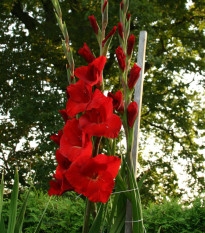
left=49, top=45, right=122, bottom=203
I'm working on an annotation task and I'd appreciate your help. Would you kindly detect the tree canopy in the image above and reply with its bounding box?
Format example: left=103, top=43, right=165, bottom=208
left=0, top=0, right=204, bottom=202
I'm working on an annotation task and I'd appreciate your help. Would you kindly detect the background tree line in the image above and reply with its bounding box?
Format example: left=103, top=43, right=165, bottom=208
left=0, top=0, right=204, bottom=204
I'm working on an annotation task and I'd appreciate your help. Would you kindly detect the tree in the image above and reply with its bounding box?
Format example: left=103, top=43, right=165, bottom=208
left=0, top=0, right=204, bottom=201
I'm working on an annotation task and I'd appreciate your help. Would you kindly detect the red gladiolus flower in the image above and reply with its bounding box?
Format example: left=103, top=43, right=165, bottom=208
left=75, top=56, right=107, bottom=86
left=127, top=13, right=131, bottom=21
left=48, top=175, right=73, bottom=196
left=108, top=90, right=124, bottom=114
left=118, top=22, right=123, bottom=39
left=65, top=154, right=121, bottom=203
left=128, top=63, right=141, bottom=90
left=115, top=46, right=126, bottom=71
left=59, top=109, right=68, bottom=123
left=78, top=43, right=95, bottom=63
left=102, top=1, right=108, bottom=12
left=66, top=80, right=93, bottom=118
left=102, top=26, right=117, bottom=47
left=127, top=101, right=138, bottom=128
left=60, top=118, right=93, bottom=162
left=127, top=34, right=135, bottom=56
left=88, top=15, right=99, bottom=35
left=79, top=89, right=122, bottom=138
left=48, top=150, right=73, bottom=196
left=50, top=129, right=63, bottom=146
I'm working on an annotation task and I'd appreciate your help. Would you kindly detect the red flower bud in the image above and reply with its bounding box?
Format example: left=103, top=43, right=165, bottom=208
left=120, top=1, right=124, bottom=10
left=103, top=1, right=108, bottom=12
left=115, top=46, right=126, bottom=71
left=102, top=26, right=117, bottom=47
left=59, top=109, right=68, bottom=123
left=108, top=90, right=124, bottom=114
left=50, top=130, right=63, bottom=146
left=66, top=64, right=69, bottom=69
left=88, top=15, right=99, bottom=35
left=128, top=63, right=141, bottom=90
left=78, top=43, right=95, bottom=63
left=127, top=34, right=135, bottom=56
left=127, top=102, right=138, bottom=128
left=118, top=22, right=123, bottom=39
left=127, top=13, right=131, bottom=21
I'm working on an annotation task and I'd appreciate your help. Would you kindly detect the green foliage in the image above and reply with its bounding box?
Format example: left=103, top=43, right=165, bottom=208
left=143, top=198, right=205, bottom=233
left=2, top=191, right=85, bottom=233
left=0, top=0, right=204, bottom=201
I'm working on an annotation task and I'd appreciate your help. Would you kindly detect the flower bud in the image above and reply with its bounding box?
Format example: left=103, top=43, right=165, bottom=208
left=88, top=15, right=99, bottom=35
left=127, top=34, right=135, bottom=56
left=59, top=109, right=68, bottom=123
left=115, top=46, right=126, bottom=71
left=118, top=22, right=123, bottom=39
left=78, top=43, right=95, bottom=63
left=127, top=13, right=131, bottom=21
left=128, top=63, right=141, bottom=90
left=127, top=102, right=138, bottom=128
left=108, top=90, right=124, bottom=114
left=102, top=26, right=117, bottom=47
left=102, top=1, right=108, bottom=12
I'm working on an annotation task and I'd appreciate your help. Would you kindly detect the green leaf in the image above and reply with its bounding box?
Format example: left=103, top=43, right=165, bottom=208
left=0, top=172, right=4, bottom=217
left=33, top=196, right=51, bottom=233
left=14, top=182, right=33, bottom=233
left=7, top=167, right=19, bottom=233
left=0, top=216, right=6, bottom=233
left=88, top=203, right=104, bottom=233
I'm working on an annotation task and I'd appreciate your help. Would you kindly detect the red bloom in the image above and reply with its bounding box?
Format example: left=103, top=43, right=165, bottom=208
left=66, top=80, right=93, bottom=118
left=127, top=34, right=135, bottom=56
left=78, top=43, right=95, bottom=63
left=59, top=109, right=68, bottom=123
left=48, top=175, right=73, bottom=196
left=102, top=1, right=108, bottom=12
left=102, top=26, right=117, bottom=47
left=75, top=56, right=107, bottom=86
left=127, top=101, right=138, bottom=128
left=65, top=154, right=121, bottom=203
left=79, top=89, right=122, bottom=138
left=48, top=150, right=73, bottom=196
left=88, top=15, right=99, bottom=35
left=118, top=22, right=123, bottom=39
left=128, top=63, right=141, bottom=90
left=50, top=130, right=63, bottom=146
left=60, top=118, right=93, bottom=162
left=108, top=90, right=124, bottom=114
left=115, top=46, right=126, bottom=71
left=127, top=13, right=131, bottom=21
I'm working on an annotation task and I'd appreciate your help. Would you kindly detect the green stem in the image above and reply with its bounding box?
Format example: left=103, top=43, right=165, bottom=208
left=82, top=199, right=92, bottom=233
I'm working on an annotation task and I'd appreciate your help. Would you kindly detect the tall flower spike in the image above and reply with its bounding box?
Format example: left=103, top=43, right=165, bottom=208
left=78, top=43, right=95, bottom=63
left=127, top=101, right=138, bottom=128
left=127, top=34, right=135, bottom=56
left=128, top=63, right=141, bottom=90
left=88, top=15, right=99, bottom=35
left=115, top=46, right=126, bottom=71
